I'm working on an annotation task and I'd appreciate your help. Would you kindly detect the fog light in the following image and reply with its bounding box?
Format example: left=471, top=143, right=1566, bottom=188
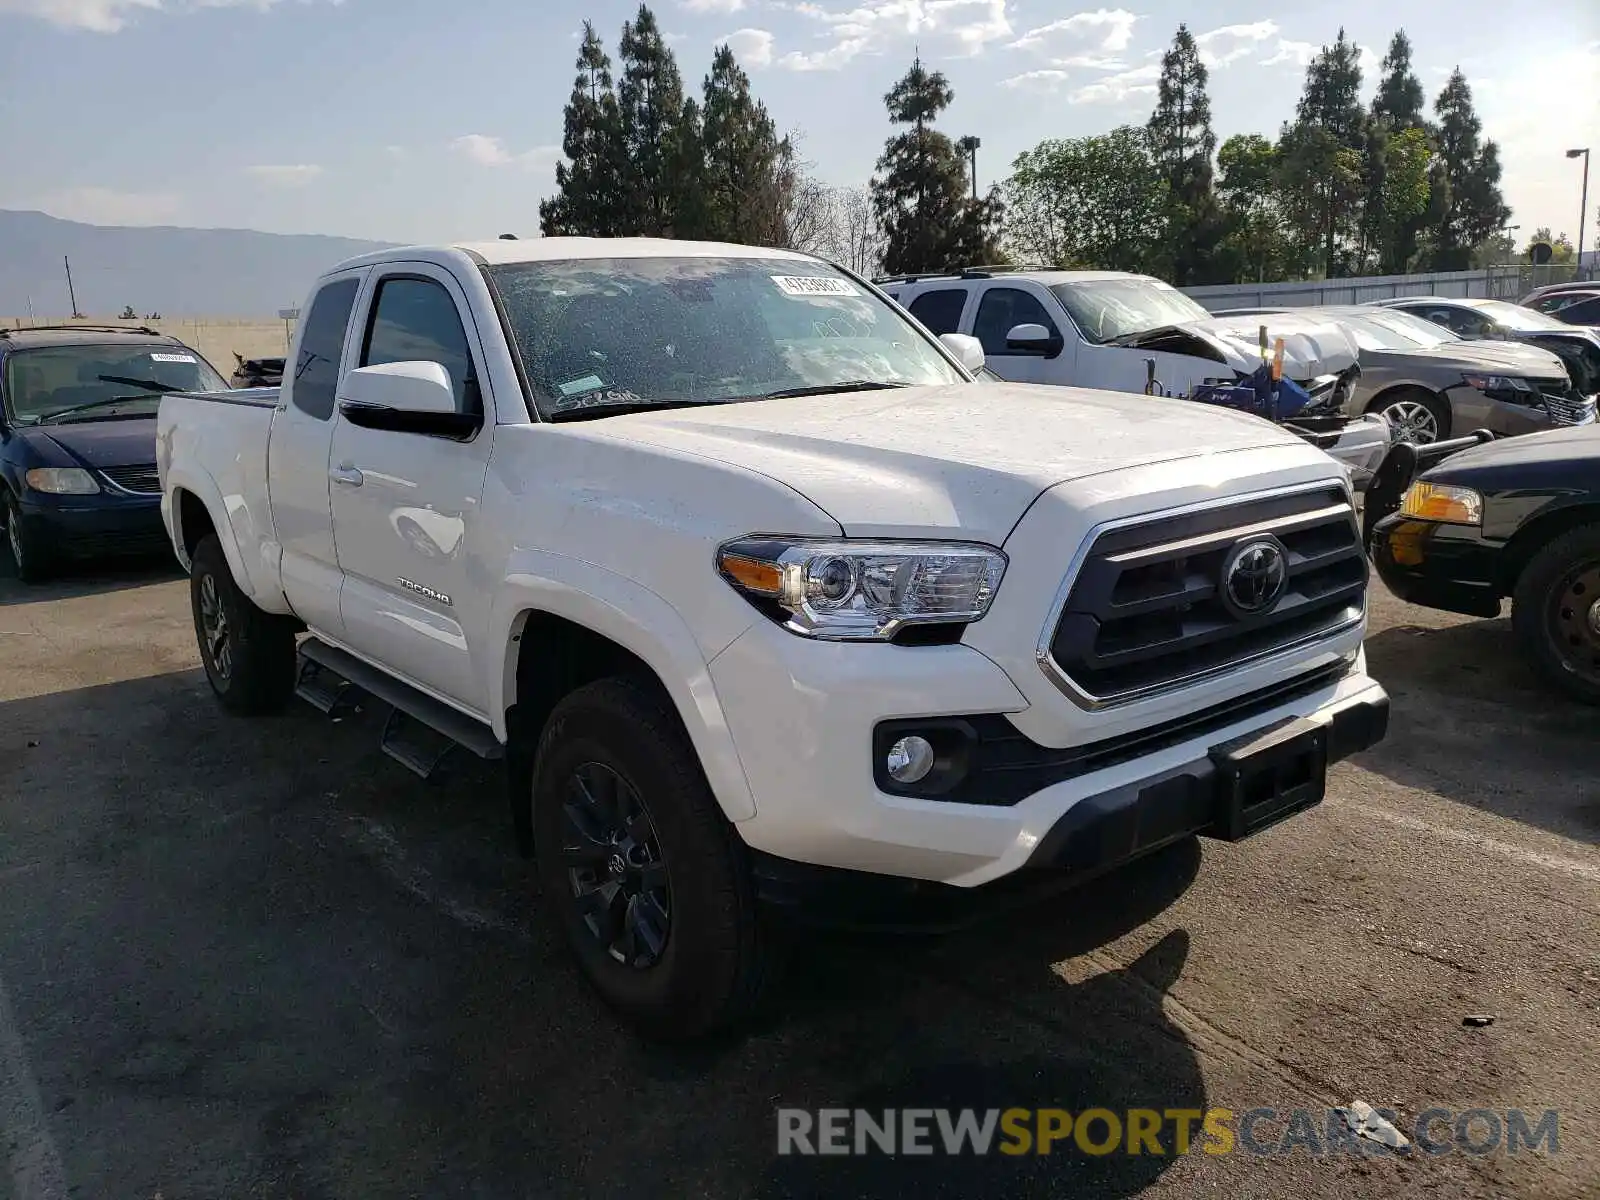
left=886, top=735, right=935, bottom=784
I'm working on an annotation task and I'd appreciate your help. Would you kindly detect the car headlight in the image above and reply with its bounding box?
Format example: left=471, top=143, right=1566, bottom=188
left=1399, top=481, right=1482, bottom=525
left=24, top=467, right=100, bottom=495
left=1461, top=372, right=1536, bottom=395
left=715, top=537, right=1006, bottom=640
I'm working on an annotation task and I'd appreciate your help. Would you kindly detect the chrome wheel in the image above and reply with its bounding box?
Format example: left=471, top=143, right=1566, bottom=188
left=1381, top=399, right=1440, bottom=445
left=198, top=572, right=233, bottom=682
left=561, top=761, right=671, bottom=969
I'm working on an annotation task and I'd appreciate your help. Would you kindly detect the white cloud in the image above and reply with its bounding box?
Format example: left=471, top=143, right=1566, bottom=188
left=722, top=26, right=773, bottom=67
left=1263, top=38, right=1316, bottom=68
left=681, top=0, right=743, bottom=12
left=1009, top=9, right=1139, bottom=56
left=0, top=0, right=341, bottom=33
left=779, top=0, right=1011, bottom=72
left=451, top=135, right=559, bottom=171
left=244, top=163, right=323, bottom=186
left=31, top=186, right=184, bottom=225
left=1194, top=20, right=1277, bottom=68
left=1069, top=61, right=1159, bottom=104
left=1000, top=68, right=1071, bottom=93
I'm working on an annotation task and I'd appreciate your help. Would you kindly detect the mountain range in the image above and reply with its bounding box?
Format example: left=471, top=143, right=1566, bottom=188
left=0, top=210, right=396, bottom=318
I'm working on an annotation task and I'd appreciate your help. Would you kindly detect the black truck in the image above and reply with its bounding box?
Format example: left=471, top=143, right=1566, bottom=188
left=1366, top=424, right=1600, bottom=703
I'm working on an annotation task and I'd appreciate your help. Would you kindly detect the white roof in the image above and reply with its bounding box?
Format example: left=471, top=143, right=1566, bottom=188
left=323, top=236, right=821, bottom=277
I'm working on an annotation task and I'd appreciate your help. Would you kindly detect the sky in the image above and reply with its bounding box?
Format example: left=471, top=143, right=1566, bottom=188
left=0, top=0, right=1596, bottom=250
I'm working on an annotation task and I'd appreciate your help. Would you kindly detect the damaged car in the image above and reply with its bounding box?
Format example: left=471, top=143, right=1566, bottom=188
left=881, top=267, right=1391, bottom=487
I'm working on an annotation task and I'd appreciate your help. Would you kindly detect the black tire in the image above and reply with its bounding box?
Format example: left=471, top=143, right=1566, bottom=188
left=531, top=677, right=774, bottom=1041
left=3, top=492, right=53, bottom=584
left=1368, top=387, right=1451, bottom=445
left=189, top=534, right=297, bottom=715
left=1512, top=524, right=1600, bottom=705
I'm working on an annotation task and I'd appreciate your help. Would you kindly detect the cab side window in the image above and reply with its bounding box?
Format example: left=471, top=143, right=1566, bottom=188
left=362, top=276, right=478, bottom=413
left=907, top=289, right=968, bottom=335
left=291, top=278, right=359, bottom=420
left=973, top=288, right=1059, bottom=356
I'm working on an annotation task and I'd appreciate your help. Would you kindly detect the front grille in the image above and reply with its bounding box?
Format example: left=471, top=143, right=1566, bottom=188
left=1543, top=390, right=1597, bottom=426
left=99, top=464, right=161, bottom=494
left=1046, top=485, right=1367, bottom=703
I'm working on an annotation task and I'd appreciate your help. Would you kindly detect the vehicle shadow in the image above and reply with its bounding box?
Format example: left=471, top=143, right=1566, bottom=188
left=0, top=667, right=1209, bottom=1199
left=0, top=551, right=184, bottom=606
left=1360, top=616, right=1600, bottom=843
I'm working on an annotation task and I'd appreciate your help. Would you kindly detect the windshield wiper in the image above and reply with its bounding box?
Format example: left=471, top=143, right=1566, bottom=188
left=757, top=380, right=916, bottom=400
left=97, top=374, right=187, bottom=394
left=35, top=395, right=166, bottom=424
left=546, top=398, right=728, bottom=423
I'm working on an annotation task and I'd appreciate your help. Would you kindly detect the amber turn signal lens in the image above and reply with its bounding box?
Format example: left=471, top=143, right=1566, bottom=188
left=1399, top=481, right=1483, bottom=526
left=716, top=551, right=783, bottom=596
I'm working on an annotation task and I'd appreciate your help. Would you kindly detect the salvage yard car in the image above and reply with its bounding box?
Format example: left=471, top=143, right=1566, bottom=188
left=1214, top=304, right=1592, bottom=445
left=1368, top=424, right=1600, bottom=704
left=1, top=323, right=228, bottom=581
left=880, top=267, right=1393, bottom=488
left=1369, top=295, right=1600, bottom=397
left=158, top=238, right=1390, bottom=1040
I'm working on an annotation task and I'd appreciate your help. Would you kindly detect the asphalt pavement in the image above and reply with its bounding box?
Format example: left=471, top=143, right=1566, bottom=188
left=0, top=558, right=1596, bottom=1199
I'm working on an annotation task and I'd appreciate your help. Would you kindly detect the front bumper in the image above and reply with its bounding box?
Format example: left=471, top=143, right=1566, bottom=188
left=1370, top=514, right=1504, bottom=618
left=1439, top=385, right=1580, bottom=438
left=709, top=616, right=1388, bottom=905
left=16, top=492, right=169, bottom=559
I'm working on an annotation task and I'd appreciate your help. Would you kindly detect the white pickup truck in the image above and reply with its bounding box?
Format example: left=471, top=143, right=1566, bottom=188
left=158, top=238, right=1390, bottom=1040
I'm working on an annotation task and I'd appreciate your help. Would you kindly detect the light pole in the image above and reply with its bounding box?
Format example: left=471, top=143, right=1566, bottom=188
left=957, top=136, right=980, bottom=200
left=1568, top=148, right=1590, bottom=275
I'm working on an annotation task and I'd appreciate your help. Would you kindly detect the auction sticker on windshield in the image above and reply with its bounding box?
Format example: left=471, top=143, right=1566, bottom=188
left=151, top=353, right=197, bottom=363
left=772, top=276, right=859, bottom=299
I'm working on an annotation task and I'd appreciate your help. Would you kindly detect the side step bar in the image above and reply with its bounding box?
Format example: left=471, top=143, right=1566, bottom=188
left=295, top=638, right=504, bottom=779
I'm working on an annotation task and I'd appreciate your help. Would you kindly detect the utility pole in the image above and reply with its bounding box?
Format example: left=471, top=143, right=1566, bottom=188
left=1567, top=148, right=1591, bottom=276
left=957, top=136, right=981, bottom=200
left=64, top=256, right=82, bottom=319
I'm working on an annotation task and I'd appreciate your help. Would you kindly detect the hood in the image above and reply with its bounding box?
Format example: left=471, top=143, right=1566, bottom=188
left=1432, top=423, right=1600, bottom=474
left=1132, top=312, right=1361, bottom=379
left=1372, top=339, right=1570, bottom=379
left=580, top=383, right=1317, bottom=543
left=27, top=417, right=158, bottom=469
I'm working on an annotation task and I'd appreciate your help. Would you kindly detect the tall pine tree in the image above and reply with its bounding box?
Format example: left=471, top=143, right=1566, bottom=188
left=540, top=21, right=627, bottom=237
left=1281, top=29, right=1368, bottom=275
left=1363, top=29, right=1432, bottom=272
left=1146, top=24, right=1223, bottom=285
left=700, top=44, right=786, bottom=245
left=1370, top=30, right=1425, bottom=129
left=871, top=57, right=1001, bottom=275
left=616, top=5, right=690, bottom=236
left=1430, top=69, right=1511, bottom=269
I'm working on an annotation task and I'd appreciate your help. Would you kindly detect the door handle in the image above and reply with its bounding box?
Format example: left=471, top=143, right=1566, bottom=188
left=329, top=465, right=365, bottom=487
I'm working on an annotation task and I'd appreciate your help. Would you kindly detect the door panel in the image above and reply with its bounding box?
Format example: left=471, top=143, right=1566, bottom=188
left=268, top=272, right=364, bottom=637
left=968, top=284, right=1073, bottom=385
left=329, top=266, right=492, bottom=712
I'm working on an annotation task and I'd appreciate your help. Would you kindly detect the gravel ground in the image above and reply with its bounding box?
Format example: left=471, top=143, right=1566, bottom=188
left=0, top=556, right=1596, bottom=1200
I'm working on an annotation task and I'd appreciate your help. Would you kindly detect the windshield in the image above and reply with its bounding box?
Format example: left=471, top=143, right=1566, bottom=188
left=1474, top=299, right=1577, bottom=332
left=3, top=343, right=228, bottom=425
left=1048, top=277, right=1212, bottom=344
left=485, top=256, right=966, bottom=419
left=1331, top=310, right=1460, bottom=351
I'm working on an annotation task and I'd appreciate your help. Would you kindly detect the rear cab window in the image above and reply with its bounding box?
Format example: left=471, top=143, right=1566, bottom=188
left=291, top=278, right=360, bottom=420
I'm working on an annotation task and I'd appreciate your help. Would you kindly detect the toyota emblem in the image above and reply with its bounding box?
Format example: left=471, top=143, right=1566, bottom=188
left=1221, top=538, right=1288, bottom=617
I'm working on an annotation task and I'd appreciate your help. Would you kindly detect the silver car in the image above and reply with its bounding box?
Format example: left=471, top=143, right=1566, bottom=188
left=1214, top=304, right=1591, bottom=444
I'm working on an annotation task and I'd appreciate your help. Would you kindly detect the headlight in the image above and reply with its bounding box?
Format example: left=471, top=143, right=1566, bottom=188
left=1399, top=481, right=1482, bottom=525
left=715, top=537, right=1006, bottom=640
left=1461, top=373, right=1536, bottom=395
left=24, top=467, right=100, bottom=495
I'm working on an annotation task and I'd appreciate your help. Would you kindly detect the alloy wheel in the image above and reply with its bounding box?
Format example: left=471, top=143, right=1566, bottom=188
left=1381, top=399, right=1439, bottom=445
left=560, top=761, right=671, bottom=969
left=5, top=504, right=21, bottom=570
left=198, top=572, right=233, bottom=682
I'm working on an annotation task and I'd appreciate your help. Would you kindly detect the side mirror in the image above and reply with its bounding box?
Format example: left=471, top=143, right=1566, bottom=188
left=339, top=360, right=480, bottom=439
left=939, top=332, right=986, bottom=375
left=1005, top=322, right=1061, bottom=357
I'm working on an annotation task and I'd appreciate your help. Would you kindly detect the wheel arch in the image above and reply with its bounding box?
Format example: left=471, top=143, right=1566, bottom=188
left=1496, top=502, right=1600, bottom=596
left=1364, top=382, right=1445, bottom=414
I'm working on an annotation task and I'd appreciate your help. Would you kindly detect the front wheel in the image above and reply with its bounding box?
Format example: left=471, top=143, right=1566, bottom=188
left=531, top=677, right=775, bottom=1041
left=3, top=493, right=52, bottom=583
left=189, top=534, right=297, bottom=715
left=1512, top=524, right=1600, bottom=705
left=1370, top=388, right=1451, bottom=445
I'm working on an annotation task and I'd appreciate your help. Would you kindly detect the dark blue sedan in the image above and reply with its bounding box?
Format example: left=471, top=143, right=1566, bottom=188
left=0, top=324, right=229, bottom=582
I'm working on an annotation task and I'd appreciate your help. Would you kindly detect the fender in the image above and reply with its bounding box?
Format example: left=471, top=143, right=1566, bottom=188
left=489, top=548, right=759, bottom=823
left=164, top=465, right=292, bottom=615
